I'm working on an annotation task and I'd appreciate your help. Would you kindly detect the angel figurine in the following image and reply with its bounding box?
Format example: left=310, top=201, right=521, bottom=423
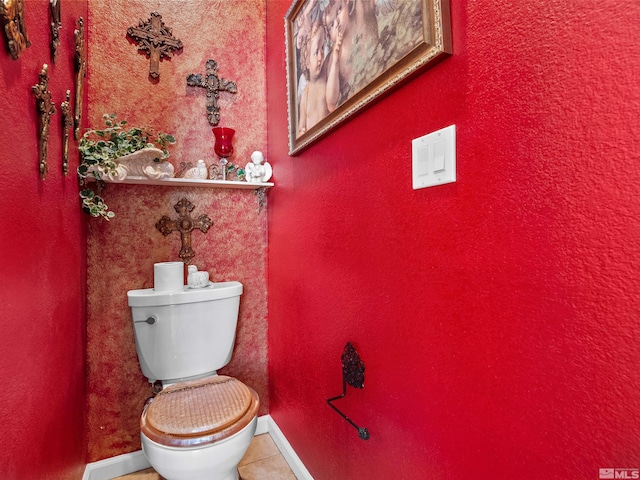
left=244, top=151, right=272, bottom=183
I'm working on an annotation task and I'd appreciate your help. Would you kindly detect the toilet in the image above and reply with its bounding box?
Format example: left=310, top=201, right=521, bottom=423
left=128, top=278, right=259, bottom=480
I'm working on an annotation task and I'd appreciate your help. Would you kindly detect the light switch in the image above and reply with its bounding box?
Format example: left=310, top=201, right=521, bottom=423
left=412, top=125, right=456, bottom=189
left=433, top=140, right=445, bottom=172
left=416, top=144, right=431, bottom=177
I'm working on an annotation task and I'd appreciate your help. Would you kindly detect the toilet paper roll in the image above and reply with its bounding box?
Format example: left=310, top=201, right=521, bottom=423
left=154, top=262, right=185, bottom=292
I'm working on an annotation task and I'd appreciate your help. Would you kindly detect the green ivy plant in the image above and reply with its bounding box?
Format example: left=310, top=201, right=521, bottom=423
left=79, top=189, right=115, bottom=220
left=77, top=114, right=175, bottom=220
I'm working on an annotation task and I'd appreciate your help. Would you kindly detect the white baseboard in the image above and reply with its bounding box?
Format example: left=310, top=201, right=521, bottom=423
left=266, top=415, right=314, bottom=480
left=255, top=414, right=269, bottom=435
left=83, top=414, right=313, bottom=480
left=82, top=449, right=150, bottom=480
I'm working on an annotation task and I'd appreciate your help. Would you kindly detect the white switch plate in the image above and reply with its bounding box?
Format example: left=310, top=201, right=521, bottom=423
left=412, top=124, right=456, bottom=189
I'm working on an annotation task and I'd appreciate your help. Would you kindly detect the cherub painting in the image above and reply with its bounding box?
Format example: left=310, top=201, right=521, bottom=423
left=287, top=0, right=451, bottom=154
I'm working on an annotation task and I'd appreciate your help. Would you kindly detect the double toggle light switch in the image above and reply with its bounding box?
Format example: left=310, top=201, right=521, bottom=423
left=412, top=124, right=456, bottom=189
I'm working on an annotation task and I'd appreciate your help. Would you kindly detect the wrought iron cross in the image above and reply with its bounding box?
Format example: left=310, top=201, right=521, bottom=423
left=187, top=59, right=237, bottom=126
left=156, top=198, right=212, bottom=264
left=127, top=12, right=183, bottom=79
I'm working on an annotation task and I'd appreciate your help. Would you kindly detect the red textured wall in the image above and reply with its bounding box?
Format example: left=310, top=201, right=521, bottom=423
left=266, top=1, right=640, bottom=479
left=0, top=1, right=88, bottom=479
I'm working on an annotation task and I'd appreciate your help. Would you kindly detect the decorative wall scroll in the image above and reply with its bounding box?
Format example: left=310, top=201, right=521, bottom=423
left=156, top=198, right=212, bottom=264
left=186, top=59, right=237, bottom=126
left=74, top=17, right=86, bottom=140
left=49, top=0, right=61, bottom=62
left=127, top=12, right=183, bottom=79
left=32, top=64, right=56, bottom=180
left=1, top=0, right=31, bottom=60
left=285, top=0, right=452, bottom=154
left=60, top=90, right=72, bottom=176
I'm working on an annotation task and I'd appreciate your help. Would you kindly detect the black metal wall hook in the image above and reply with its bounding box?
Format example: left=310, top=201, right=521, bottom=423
left=327, top=342, right=370, bottom=440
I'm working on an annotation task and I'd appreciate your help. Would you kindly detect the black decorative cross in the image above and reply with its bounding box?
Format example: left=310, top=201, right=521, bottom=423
left=187, top=59, right=237, bottom=126
left=156, top=198, right=212, bottom=264
left=127, top=12, right=183, bottom=79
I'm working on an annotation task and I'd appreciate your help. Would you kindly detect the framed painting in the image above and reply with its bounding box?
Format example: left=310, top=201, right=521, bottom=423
left=285, top=0, right=452, bottom=155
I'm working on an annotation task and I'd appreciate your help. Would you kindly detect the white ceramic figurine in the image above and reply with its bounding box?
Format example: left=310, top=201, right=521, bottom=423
left=183, top=159, right=209, bottom=179
left=187, top=265, right=210, bottom=289
left=244, top=151, right=272, bottom=183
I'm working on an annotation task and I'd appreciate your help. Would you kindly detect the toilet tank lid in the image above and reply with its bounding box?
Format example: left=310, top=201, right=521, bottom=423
left=127, top=281, right=243, bottom=307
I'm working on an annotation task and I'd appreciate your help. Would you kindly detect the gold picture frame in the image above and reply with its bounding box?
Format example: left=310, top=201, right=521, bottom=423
left=285, top=0, right=452, bottom=155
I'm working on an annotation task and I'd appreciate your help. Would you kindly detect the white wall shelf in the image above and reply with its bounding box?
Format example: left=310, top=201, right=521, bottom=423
left=102, top=176, right=273, bottom=189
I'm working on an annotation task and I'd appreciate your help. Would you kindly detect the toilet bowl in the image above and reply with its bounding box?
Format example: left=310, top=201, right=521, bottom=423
left=141, top=417, right=257, bottom=480
left=140, top=376, right=259, bottom=480
left=128, top=275, right=258, bottom=480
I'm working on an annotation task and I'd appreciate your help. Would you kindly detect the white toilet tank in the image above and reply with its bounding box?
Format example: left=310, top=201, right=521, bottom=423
left=127, top=281, right=243, bottom=383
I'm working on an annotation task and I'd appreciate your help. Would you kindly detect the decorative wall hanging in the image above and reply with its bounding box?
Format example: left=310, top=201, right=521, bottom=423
left=127, top=12, right=183, bottom=79
left=49, top=0, right=60, bottom=62
left=285, top=0, right=452, bottom=154
left=60, top=90, right=71, bottom=176
left=187, top=59, right=237, bottom=126
left=1, top=0, right=31, bottom=60
left=156, top=198, right=212, bottom=264
left=31, top=64, right=56, bottom=180
left=73, top=17, right=86, bottom=140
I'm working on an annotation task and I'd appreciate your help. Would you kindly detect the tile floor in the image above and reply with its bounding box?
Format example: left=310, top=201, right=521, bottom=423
left=112, top=433, right=298, bottom=480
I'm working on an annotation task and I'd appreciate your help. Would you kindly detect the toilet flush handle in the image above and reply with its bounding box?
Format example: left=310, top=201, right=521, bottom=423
left=135, top=315, right=157, bottom=325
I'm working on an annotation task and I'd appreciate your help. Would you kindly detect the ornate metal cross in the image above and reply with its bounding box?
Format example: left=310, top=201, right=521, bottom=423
left=31, top=64, right=56, bottom=180
left=60, top=89, right=72, bottom=176
left=0, top=0, right=31, bottom=60
left=74, top=17, right=86, bottom=140
left=156, top=198, right=212, bottom=264
left=187, top=59, right=237, bottom=126
left=49, top=0, right=61, bottom=62
left=127, top=12, right=183, bottom=79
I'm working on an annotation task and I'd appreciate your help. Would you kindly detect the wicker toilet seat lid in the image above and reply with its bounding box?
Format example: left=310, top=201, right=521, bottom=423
left=141, top=375, right=259, bottom=448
